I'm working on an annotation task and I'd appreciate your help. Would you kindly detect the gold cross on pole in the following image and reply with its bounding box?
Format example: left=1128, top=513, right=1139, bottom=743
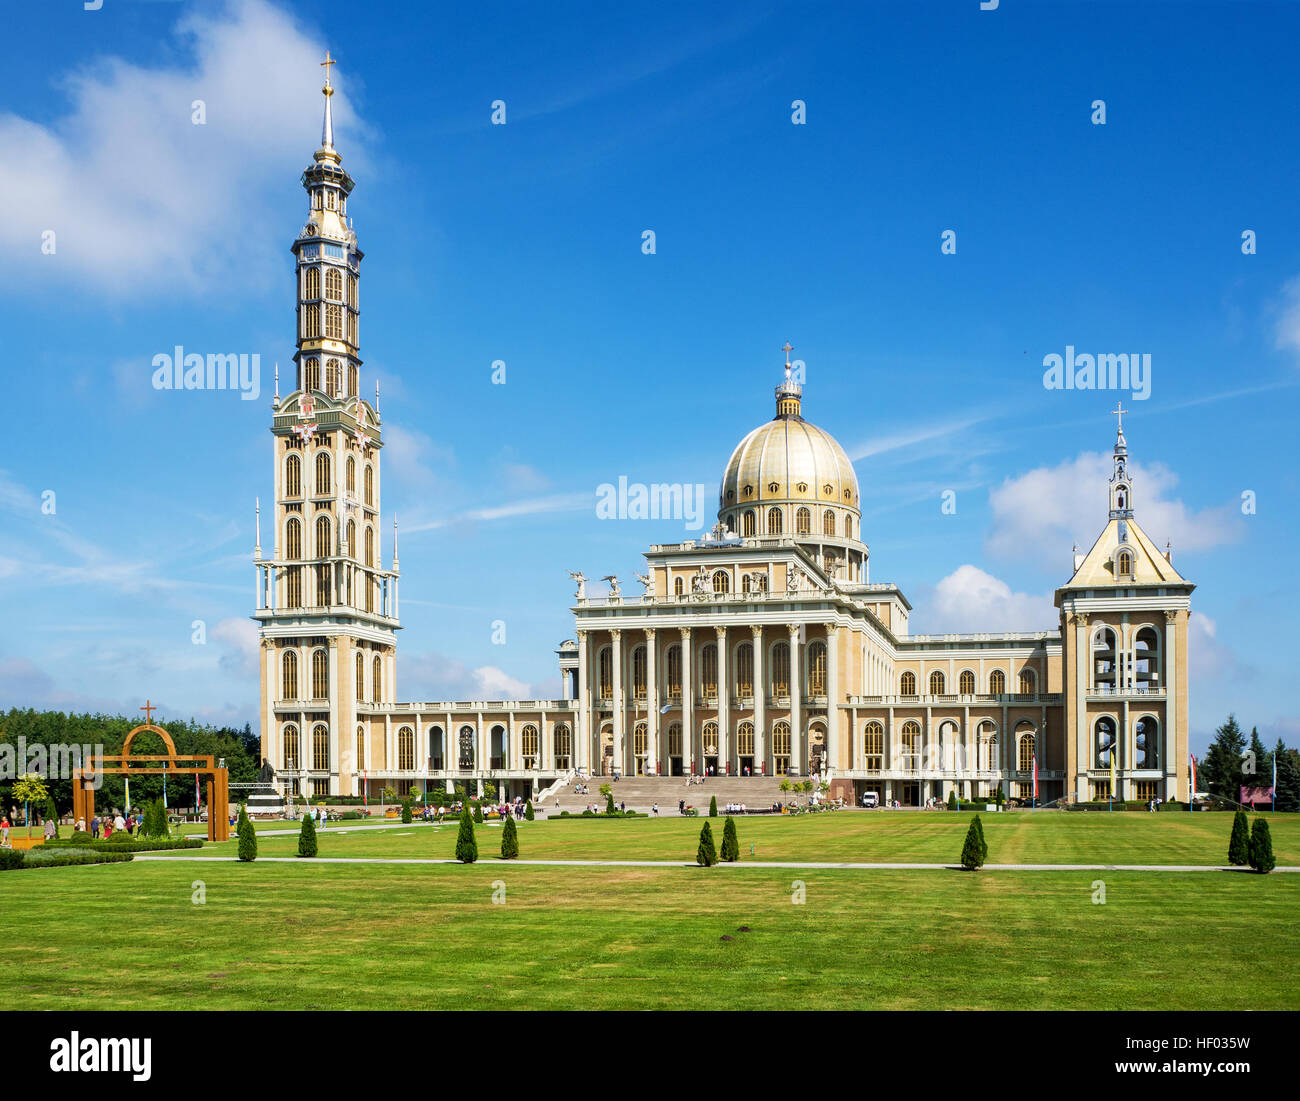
left=321, top=50, right=336, bottom=88
left=140, top=699, right=157, bottom=724
left=1111, top=401, right=1126, bottom=432
left=782, top=341, right=793, bottom=368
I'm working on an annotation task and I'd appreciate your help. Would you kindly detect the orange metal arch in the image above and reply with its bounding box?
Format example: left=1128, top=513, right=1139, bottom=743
left=121, top=722, right=177, bottom=759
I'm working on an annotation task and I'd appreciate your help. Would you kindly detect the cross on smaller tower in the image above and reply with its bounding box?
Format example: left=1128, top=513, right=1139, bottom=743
left=320, top=51, right=336, bottom=89
left=1111, top=401, right=1126, bottom=433
left=140, top=700, right=157, bottom=724
left=782, top=341, right=793, bottom=368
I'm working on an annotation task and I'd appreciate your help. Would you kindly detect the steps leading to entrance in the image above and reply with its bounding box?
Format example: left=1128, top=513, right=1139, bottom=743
left=540, top=775, right=792, bottom=815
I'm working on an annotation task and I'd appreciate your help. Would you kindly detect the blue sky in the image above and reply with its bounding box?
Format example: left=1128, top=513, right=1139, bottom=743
left=1, top=0, right=1296, bottom=755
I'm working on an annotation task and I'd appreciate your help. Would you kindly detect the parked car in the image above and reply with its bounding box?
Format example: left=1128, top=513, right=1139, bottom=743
left=861, top=792, right=879, bottom=809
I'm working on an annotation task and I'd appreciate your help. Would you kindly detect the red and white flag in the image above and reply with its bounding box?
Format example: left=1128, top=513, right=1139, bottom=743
left=1032, top=753, right=1038, bottom=802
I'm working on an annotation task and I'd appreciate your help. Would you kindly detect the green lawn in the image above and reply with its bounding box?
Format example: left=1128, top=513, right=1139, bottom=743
left=3, top=860, right=1296, bottom=1010
left=183, top=809, right=1300, bottom=866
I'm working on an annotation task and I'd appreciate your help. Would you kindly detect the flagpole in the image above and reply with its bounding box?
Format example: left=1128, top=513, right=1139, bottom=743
left=1109, top=743, right=1115, bottom=812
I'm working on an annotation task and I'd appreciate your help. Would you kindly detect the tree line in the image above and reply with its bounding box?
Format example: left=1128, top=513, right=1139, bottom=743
left=1197, top=715, right=1300, bottom=811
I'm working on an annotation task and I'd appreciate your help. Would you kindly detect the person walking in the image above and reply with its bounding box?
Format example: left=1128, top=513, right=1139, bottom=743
left=44, top=815, right=57, bottom=841
left=1, top=815, right=10, bottom=848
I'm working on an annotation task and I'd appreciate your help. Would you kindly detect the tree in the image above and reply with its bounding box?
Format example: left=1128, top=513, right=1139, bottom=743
left=1227, top=810, right=1250, bottom=865
left=473, top=801, right=484, bottom=824
left=960, top=818, right=984, bottom=869
left=973, top=814, right=988, bottom=862
left=1275, top=742, right=1300, bottom=813
left=720, top=816, right=739, bottom=862
left=1248, top=818, right=1275, bottom=874
left=606, top=792, right=616, bottom=815
left=141, top=798, right=168, bottom=839
left=401, top=798, right=413, bottom=824
left=298, top=812, right=318, bottom=858
left=1199, top=715, right=1246, bottom=801
left=483, top=781, right=498, bottom=802
left=455, top=805, right=478, bottom=863
left=13, top=774, right=47, bottom=838
left=709, top=795, right=718, bottom=817
left=1245, top=727, right=1271, bottom=792
left=947, top=790, right=959, bottom=811
left=500, top=815, right=519, bottom=859
left=237, top=805, right=257, bottom=862
left=696, top=821, right=718, bottom=866
left=779, top=779, right=791, bottom=797
left=524, top=800, right=535, bottom=821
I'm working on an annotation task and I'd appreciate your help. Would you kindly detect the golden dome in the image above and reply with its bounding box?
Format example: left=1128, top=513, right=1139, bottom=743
left=720, top=416, right=860, bottom=516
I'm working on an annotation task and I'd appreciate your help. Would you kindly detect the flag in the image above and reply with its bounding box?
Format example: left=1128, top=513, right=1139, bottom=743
left=124, top=776, right=130, bottom=814
left=1032, top=753, right=1038, bottom=803
left=195, top=773, right=202, bottom=810
left=1273, top=754, right=1277, bottom=812
left=162, top=762, right=168, bottom=809
left=362, top=769, right=367, bottom=806
left=1190, top=752, right=1197, bottom=810
left=1109, top=742, right=1116, bottom=803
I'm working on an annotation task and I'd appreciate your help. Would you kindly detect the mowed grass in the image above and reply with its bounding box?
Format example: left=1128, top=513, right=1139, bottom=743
left=181, top=809, right=1300, bottom=866
left=3, top=860, right=1297, bottom=1010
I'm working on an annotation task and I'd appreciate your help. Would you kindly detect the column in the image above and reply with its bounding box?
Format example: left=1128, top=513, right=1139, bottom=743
left=611, top=629, right=624, bottom=775
left=680, top=627, right=693, bottom=775
left=789, top=624, right=802, bottom=775
left=1074, top=613, right=1090, bottom=800
left=576, top=630, right=589, bottom=776
left=1164, top=610, right=1179, bottom=799
left=752, top=626, right=765, bottom=775
left=646, top=629, right=658, bottom=775
left=826, top=624, right=838, bottom=780
left=716, top=626, right=729, bottom=775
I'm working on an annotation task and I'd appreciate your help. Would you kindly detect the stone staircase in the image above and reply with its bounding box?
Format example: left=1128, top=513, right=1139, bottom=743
left=541, top=774, right=792, bottom=815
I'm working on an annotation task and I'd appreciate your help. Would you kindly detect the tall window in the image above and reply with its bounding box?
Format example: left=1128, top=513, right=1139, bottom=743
left=772, top=721, right=792, bottom=773
left=286, top=518, right=302, bottom=559
left=286, top=567, right=302, bottom=608
left=1133, top=626, right=1160, bottom=690
left=311, top=649, right=328, bottom=699
left=900, top=671, right=916, bottom=696
left=735, top=642, right=754, bottom=696
left=364, top=526, right=373, bottom=567
left=346, top=520, right=356, bottom=559
left=314, top=451, right=331, bottom=497
left=667, top=723, right=683, bottom=757
left=315, top=515, right=331, bottom=558
left=844, top=516, right=853, bottom=539
left=980, top=721, right=999, bottom=771
left=702, top=722, right=718, bottom=757
left=316, top=563, right=331, bottom=606
left=345, top=456, right=355, bottom=494
left=901, top=721, right=921, bottom=772
left=1116, top=550, right=1133, bottom=578
left=665, top=646, right=682, bottom=698
left=348, top=363, right=358, bottom=397
left=304, top=358, right=320, bottom=392
left=959, top=670, right=975, bottom=695
left=553, top=724, right=572, bottom=767
left=325, top=358, right=342, bottom=397
left=767, top=507, right=783, bottom=534
left=598, top=647, right=612, bottom=700
left=988, top=669, right=1006, bottom=694
left=325, top=267, right=343, bottom=301
left=397, top=726, right=414, bottom=770
left=673, top=577, right=684, bottom=596
left=285, top=453, right=301, bottom=497
left=522, top=725, right=540, bottom=767
left=929, top=671, right=945, bottom=695
left=304, top=306, right=320, bottom=340
left=304, top=267, right=320, bottom=299
left=633, top=722, right=648, bottom=761
left=632, top=646, right=647, bottom=700
left=312, top=724, right=329, bottom=771
left=282, top=650, right=298, bottom=699
left=712, top=570, right=729, bottom=593
left=283, top=724, right=300, bottom=770
left=771, top=642, right=790, bottom=696
left=325, top=304, right=343, bottom=339
left=372, top=655, right=382, bottom=704
left=1018, top=729, right=1036, bottom=772
left=1018, top=668, right=1036, bottom=695
left=1092, top=627, right=1119, bottom=692
left=355, top=651, right=364, bottom=701
left=863, top=721, right=884, bottom=770
left=356, top=725, right=365, bottom=770
left=823, top=509, right=836, bottom=536
left=807, top=640, right=827, bottom=695
left=347, top=274, right=357, bottom=309
left=364, top=464, right=374, bottom=506
left=1135, top=716, right=1159, bottom=769
left=743, top=510, right=756, bottom=537
left=737, top=721, right=755, bottom=758
left=700, top=644, right=718, bottom=697
left=795, top=507, right=811, bottom=534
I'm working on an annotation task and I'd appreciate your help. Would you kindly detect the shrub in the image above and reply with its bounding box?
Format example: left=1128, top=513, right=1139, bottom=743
left=709, top=795, right=718, bottom=817
left=70, top=830, right=92, bottom=844
left=0, top=849, right=25, bottom=871
left=524, top=801, right=534, bottom=821
left=10, top=848, right=134, bottom=870
left=606, top=792, right=616, bottom=815
left=297, top=812, right=318, bottom=858
left=1248, top=818, right=1275, bottom=874
left=340, top=810, right=366, bottom=820
left=401, top=799, right=413, bottom=825
left=947, top=790, right=959, bottom=811
left=237, top=806, right=257, bottom=863
left=500, top=815, right=519, bottom=860
left=42, top=837, right=202, bottom=853
left=455, top=806, right=478, bottom=864
left=696, top=821, right=718, bottom=867
left=960, top=819, right=984, bottom=870
left=974, top=814, right=988, bottom=862
left=1228, top=809, right=1250, bottom=866
left=720, top=816, right=739, bottom=862
left=473, top=802, right=484, bottom=824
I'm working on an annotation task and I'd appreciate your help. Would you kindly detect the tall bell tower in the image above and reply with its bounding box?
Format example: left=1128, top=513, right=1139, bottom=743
left=253, top=55, right=401, bottom=799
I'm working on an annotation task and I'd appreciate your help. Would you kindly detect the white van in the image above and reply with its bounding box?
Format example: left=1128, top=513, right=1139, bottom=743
left=861, top=791, right=879, bottom=809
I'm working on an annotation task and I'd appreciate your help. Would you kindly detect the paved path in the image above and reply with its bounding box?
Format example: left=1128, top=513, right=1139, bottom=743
left=134, top=854, right=1300, bottom=872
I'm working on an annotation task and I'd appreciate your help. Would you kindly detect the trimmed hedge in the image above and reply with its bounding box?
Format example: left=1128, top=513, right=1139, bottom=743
left=2, top=847, right=134, bottom=871
left=557, top=810, right=645, bottom=819
left=41, top=837, right=202, bottom=853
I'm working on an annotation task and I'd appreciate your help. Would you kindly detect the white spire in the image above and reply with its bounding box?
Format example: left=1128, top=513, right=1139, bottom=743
left=375, top=378, right=380, bottom=415
left=254, top=497, right=262, bottom=560
left=320, top=51, right=336, bottom=150
left=392, top=514, right=399, bottom=569
left=273, top=361, right=280, bottom=402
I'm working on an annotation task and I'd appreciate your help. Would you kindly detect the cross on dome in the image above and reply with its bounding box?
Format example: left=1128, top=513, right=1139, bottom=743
left=320, top=50, right=336, bottom=91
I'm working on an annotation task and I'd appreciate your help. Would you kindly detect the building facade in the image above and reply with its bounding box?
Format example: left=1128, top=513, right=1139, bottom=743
left=254, top=69, right=1193, bottom=806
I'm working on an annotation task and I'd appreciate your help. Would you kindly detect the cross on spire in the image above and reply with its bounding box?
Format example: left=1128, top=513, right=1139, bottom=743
left=320, top=50, right=336, bottom=90
left=1111, top=401, right=1126, bottom=434
left=140, top=700, right=157, bottom=724
left=782, top=341, right=793, bottom=368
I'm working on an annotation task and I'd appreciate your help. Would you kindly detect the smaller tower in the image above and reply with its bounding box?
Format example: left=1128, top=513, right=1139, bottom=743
left=774, top=341, right=802, bottom=419
left=1108, top=402, right=1133, bottom=521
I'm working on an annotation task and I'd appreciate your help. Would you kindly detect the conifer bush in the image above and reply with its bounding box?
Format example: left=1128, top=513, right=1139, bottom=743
left=524, top=801, right=534, bottom=821
left=500, top=815, right=519, bottom=859
left=709, top=795, right=718, bottom=817
left=960, top=818, right=984, bottom=870
left=947, top=790, right=959, bottom=811
left=236, top=806, right=257, bottom=863
left=297, top=812, right=317, bottom=858
left=401, top=799, right=413, bottom=824
left=720, top=816, right=739, bottom=862
left=473, top=801, right=484, bottom=824
left=973, top=814, right=988, bottom=862
left=1248, top=818, right=1275, bottom=874
left=455, top=805, right=478, bottom=864
left=696, top=821, right=718, bottom=866
left=606, top=792, right=616, bottom=815
left=1228, top=809, right=1250, bottom=865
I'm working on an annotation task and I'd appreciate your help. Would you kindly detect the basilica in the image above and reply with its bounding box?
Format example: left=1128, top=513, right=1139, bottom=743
left=253, top=65, right=1193, bottom=808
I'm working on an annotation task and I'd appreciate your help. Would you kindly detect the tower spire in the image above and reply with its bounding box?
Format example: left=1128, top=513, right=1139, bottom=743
left=316, top=51, right=340, bottom=164
left=1108, top=402, right=1133, bottom=521
left=774, top=340, right=802, bottom=419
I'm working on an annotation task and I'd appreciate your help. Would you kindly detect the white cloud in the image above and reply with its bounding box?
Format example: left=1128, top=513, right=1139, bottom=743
left=1187, top=611, right=1245, bottom=684
left=383, top=425, right=454, bottom=491
left=211, top=615, right=259, bottom=678
left=912, top=564, right=1055, bottom=634
left=986, top=451, right=1242, bottom=572
left=848, top=413, right=993, bottom=463
left=1274, top=275, right=1300, bottom=356
left=399, top=651, right=537, bottom=701
left=0, top=0, right=366, bottom=297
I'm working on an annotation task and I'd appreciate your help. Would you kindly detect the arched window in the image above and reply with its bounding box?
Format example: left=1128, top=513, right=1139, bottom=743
left=326, top=189, right=336, bottom=210
left=844, top=516, right=853, bottom=539
left=737, top=721, right=755, bottom=758
left=286, top=518, right=302, bottom=560
left=282, top=724, right=300, bottom=770
left=304, top=306, right=320, bottom=341
left=553, top=724, right=572, bottom=767
left=632, top=646, right=647, bottom=700
left=1094, top=716, right=1117, bottom=769
left=1018, top=668, right=1037, bottom=695
left=458, top=725, right=475, bottom=769
left=325, top=304, right=343, bottom=339
left=702, top=721, right=718, bottom=757
left=863, top=721, right=884, bottom=770
left=356, top=725, right=366, bottom=770
left=316, top=562, right=331, bottom=606
left=304, top=267, right=320, bottom=300
left=325, top=267, right=343, bottom=301
left=348, top=363, right=358, bottom=397
left=735, top=642, right=754, bottom=696
left=901, top=721, right=922, bottom=772
left=282, top=650, right=298, bottom=699
left=372, top=655, right=382, bottom=704
left=315, top=451, right=331, bottom=497
left=364, top=464, right=374, bottom=506
left=1135, top=716, right=1159, bottom=769
left=1116, top=549, right=1133, bottom=578
left=285, top=567, right=302, bottom=608
left=311, top=649, right=328, bottom=699
left=980, top=720, right=999, bottom=771
left=597, top=647, right=612, bottom=700
left=900, top=671, right=916, bottom=696
left=795, top=507, right=811, bottom=534
left=522, top=724, right=540, bottom=767
left=673, top=577, right=684, bottom=596
left=346, top=519, right=356, bottom=559
left=959, top=670, right=975, bottom=695
left=312, top=723, right=329, bottom=771
left=315, top=514, right=331, bottom=558
left=665, top=645, right=682, bottom=698
left=743, top=510, right=756, bottom=537
left=325, top=358, right=342, bottom=397
left=632, top=722, right=648, bottom=761
left=1133, top=626, right=1161, bottom=690
left=772, top=721, right=792, bottom=773
left=364, top=526, right=374, bottom=567
left=427, top=725, right=443, bottom=768
left=700, top=644, right=718, bottom=697
left=712, top=570, right=730, bottom=594
left=771, top=642, right=791, bottom=696
left=285, top=453, right=301, bottom=497
left=823, top=509, right=836, bottom=536
left=303, top=358, right=320, bottom=392
left=1018, top=728, right=1036, bottom=772
left=347, top=274, right=357, bottom=309
left=807, top=640, right=827, bottom=695
left=667, top=723, right=683, bottom=758
left=397, top=726, right=414, bottom=771
left=344, top=455, right=355, bottom=495
left=354, top=651, right=364, bottom=701
left=1092, top=626, right=1119, bottom=692
left=988, top=669, right=1006, bottom=694
left=767, top=507, right=783, bottom=534
left=929, top=671, right=945, bottom=695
